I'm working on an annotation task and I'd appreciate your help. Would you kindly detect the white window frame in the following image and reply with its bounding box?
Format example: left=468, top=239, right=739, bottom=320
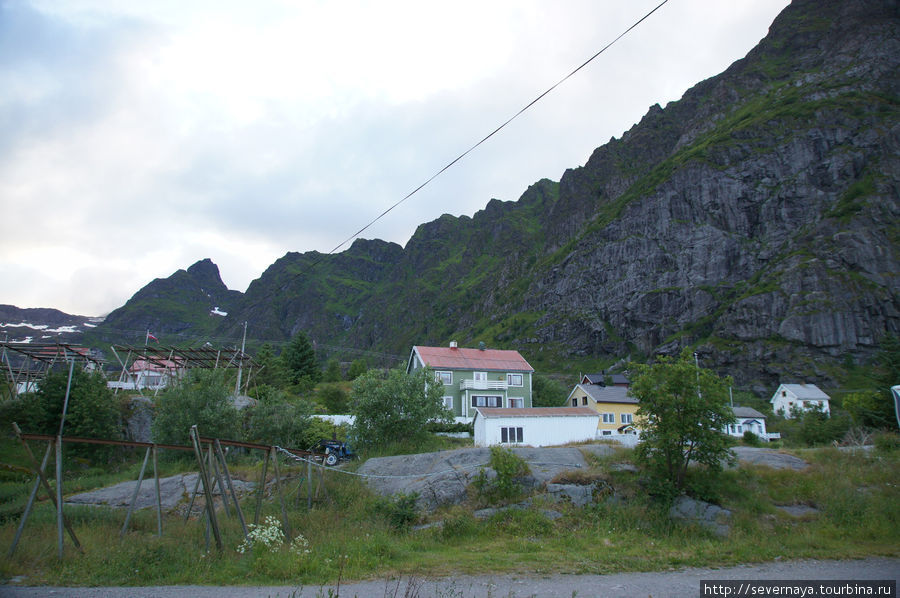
left=621, top=413, right=633, bottom=424
left=435, top=371, right=453, bottom=385
left=506, top=373, right=523, bottom=387
left=500, top=426, right=523, bottom=444
left=474, top=371, right=488, bottom=383
left=508, top=397, right=524, bottom=408
left=471, top=395, right=502, bottom=408
left=602, top=413, right=615, bottom=424
left=443, top=396, right=454, bottom=411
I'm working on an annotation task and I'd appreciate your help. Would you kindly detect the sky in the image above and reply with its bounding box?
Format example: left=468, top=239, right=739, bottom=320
left=0, top=0, right=791, bottom=316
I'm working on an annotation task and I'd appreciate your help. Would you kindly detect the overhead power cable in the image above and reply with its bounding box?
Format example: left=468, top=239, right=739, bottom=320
left=321, top=0, right=670, bottom=261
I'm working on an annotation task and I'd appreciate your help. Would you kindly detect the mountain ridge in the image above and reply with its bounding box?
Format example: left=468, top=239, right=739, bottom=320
left=46, top=0, right=900, bottom=389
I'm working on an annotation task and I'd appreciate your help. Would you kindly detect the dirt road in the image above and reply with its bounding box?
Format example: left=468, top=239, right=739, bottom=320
left=2, top=557, right=897, bottom=598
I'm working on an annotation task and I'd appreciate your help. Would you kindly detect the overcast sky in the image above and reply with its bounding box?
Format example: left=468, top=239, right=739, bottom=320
left=0, top=0, right=790, bottom=316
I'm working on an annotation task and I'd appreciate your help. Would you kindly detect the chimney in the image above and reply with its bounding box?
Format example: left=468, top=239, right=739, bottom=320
left=449, top=341, right=458, bottom=349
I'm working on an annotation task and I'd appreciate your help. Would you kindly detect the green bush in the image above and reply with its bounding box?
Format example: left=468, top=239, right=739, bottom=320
left=473, top=446, right=531, bottom=504
left=372, top=492, right=420, bottom=530
left=4, top=370, right=122, bottom=460
left=151, top=369, right=240, bottom=446
left=244, top=399, right=315, bottom=448
left=743, top=430, right=762, bottom=446
left=350, top=367, right=450, bottom=450
left=873, top=432, right=900, bottom=453
left=318, top=383, right=349, bottom=414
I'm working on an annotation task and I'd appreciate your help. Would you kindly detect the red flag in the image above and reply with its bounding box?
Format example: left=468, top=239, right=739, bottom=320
left=147, top=333, right=159, bottom=343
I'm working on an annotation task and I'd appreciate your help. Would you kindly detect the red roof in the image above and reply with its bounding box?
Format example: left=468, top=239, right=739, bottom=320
left=412, top=345, right=533, bottom=372
left=476, top=407, right=597, bottom=418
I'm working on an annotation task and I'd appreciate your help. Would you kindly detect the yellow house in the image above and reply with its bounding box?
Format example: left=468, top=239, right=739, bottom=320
left=566, top=383, right=639, bottom=437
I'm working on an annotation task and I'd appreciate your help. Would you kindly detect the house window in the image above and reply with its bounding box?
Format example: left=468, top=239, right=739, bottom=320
left=472, top=395, right=501, bottom=408
left=621, top=413, right=633, bottom=424
left=443, top=396, right=454, bottom=411
left=581, top=397, right=588, bottom=406
left=782, top=390, right=786, bottom=397
left=501, top=427, right=523, bottom=444
left=508, top=397, right=524, bottom=408
left=571, top=398, right=578, bottom=407
left=435, top=371, right=452, bottom=385
left=602, top=413, right=615, bottom=424
left=507, top=373, right=523, bottom=387
left=601, top=430, right=612, bottom=436
left=474, top=372, right=488, bottom=383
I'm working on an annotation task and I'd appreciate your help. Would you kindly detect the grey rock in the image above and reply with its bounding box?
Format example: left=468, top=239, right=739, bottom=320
left=357, top=447, right=590, bottom=511
left=124, top=396, right=153, bottom=443
left=732, top=447, right=809, bottom=471
left=546, top=483, right=594, bottom=507
left=65, top=473, right=255, bottom=511
left=669, top=495, right=732, bottom=537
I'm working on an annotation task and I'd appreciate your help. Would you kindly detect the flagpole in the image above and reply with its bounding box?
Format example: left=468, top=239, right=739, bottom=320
left=145, top=330, right=149, bottom=345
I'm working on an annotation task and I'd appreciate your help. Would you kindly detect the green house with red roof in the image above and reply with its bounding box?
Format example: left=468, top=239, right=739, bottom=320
left=406, top=342, right=534, bottom=420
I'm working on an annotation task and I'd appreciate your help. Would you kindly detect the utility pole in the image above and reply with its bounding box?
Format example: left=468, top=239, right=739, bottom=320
left=234, top=321, right=247, bottom=397
left=693, top=352, right=702, bottom=400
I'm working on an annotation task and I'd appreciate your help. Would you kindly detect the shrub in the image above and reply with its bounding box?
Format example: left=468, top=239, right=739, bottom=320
left=7, top=370, right=122, bottom=459
left=151, top=369, right=240, bottom=446
left=244, top=399, right=314, bottom=448
left=350, top=367, right=450, bottom=450
left=873, top=432, right=900, bottom=453
left=372, top=492, right=420, bottom=530
left=743, top=430, right=762, bottom=446
left=473, top=446, right=531, bottom=504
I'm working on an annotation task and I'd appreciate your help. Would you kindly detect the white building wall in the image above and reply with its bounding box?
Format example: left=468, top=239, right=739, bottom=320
left=475, top=415, right=600, bottom=447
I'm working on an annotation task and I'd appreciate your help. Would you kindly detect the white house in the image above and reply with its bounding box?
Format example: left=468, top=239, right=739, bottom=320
left=727, top=406, right=777, bottom=440
left=107, top=358, right=181, bottom=392
left=472, top=407, right=599, bottom=447
left=770, top=383, right=831, bottom=418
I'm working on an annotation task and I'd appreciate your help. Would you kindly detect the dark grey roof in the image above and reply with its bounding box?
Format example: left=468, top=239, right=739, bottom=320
left=581, top=384, right=637, bottom=404
left=732, top=406, right=766, bottom=419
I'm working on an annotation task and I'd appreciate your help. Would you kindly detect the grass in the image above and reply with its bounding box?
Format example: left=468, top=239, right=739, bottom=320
left=1, top=437, right=898, bottom=587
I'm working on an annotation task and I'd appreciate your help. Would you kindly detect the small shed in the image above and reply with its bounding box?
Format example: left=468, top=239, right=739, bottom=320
left=472, top=407, right=600, bottom=447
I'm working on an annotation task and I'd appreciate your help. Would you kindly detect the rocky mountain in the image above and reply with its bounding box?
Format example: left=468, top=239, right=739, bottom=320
left=89, top=259, right=242, bottom=345
left=90, top=0, right=898, bottom=388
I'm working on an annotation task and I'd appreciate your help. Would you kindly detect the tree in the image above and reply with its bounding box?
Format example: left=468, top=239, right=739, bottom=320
left=244, top=398, right=315, bottom=448
left=350, top=367, right=451, bottom=449
left=318, top=383, right=350, bottom=414
left=14, top=369, right=122, bottom=459
left=152, top=369, right=240, bottom=446
left=253, top=343, right=289, bottom=389
left=282, top=331, right=321, bottom=386
left=532, top=374, right=569, bottom=407
left=347, top=359, right=369, bottom=381
left=630, top=349, right=735, bottom=498
left=323, top=358, right=343, bottom=383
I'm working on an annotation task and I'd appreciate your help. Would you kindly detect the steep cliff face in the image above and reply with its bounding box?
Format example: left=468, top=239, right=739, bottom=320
left=501, top=0, right=899, bottom=384
left=93, top=0, right=898, bottom=387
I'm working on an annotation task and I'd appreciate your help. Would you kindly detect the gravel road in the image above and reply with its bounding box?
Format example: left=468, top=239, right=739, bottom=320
left=2, top=558, right=897, bottom=598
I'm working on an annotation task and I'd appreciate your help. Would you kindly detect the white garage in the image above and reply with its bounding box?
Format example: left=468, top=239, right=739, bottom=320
left=473, top=407, right=600, bottom=447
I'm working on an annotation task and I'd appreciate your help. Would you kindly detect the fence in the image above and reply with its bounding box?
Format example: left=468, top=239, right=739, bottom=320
left=7, top=423, right=331, bottom=558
